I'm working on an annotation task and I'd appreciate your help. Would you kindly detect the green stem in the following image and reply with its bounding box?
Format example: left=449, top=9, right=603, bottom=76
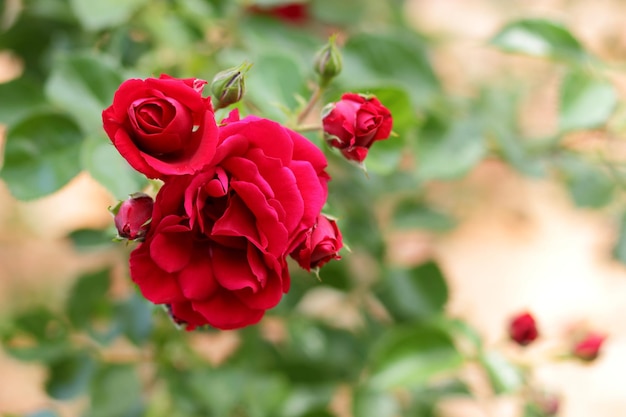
left=297, top=85, right=322, bottom=125
left=295, top=123, right=323, bottom=133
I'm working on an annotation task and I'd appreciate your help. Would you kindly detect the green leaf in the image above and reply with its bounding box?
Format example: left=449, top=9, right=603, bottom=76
left=0, top=77, right=49, bottom=126
left=339, top=31, right=440, bottom=108
left=114, top=293, right=153, bottom=346
left=557, top=154, right=615, bottom=208
left=369, top=324, right=463, bottom=390
left=189, top=369, right=289, bottom=417
left=612, top=211, right=626, bottom=266
left=45, top=53, right=124, bottom=133
left=1, top=112, right=83, bottom=200
left=3, top=307, right=70, bottom=362
left=416, top=117, right=486, bottom=181
left=353, top=388, right=399, bottom=417
left=87, top=365, right=142, bottom=417
left=559, top=70, right=617, bottom=132
left=491, top=19, right=589, bottom=62
left=376, top=262, right=449, bottom=322
left=68, top=228, right=116, bottom=251
left=69, top=0, right=148, bottom=30
left=479, top=351, right=523, bottom=394
left=245, top=53, right=307, bottom=122
left=81, top=136, right=148, bottom=199
left=311, top=0, right=365, bottom=26
left=66, top=269, right=111, bottom=330
left=391, top=199, right=456, bottom=232
left=45, top=352, right=96, bottom=400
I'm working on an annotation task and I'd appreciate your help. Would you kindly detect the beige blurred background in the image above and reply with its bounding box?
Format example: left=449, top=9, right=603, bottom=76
left=2, top=0, right=626, bottom=416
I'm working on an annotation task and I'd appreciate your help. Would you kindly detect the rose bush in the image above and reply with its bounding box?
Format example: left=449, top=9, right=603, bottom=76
left=323, top=93, right=393, bottom=163
left=102, top=75, right=218, bottom=179
left=129, top=111, right=330, bottom=330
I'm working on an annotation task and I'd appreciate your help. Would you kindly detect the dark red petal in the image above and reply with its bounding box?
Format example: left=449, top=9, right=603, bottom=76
left=130, top=247, right=185, bottom=304
left=212, top=245, right=260, bottom=292
left=149, top=224, right=194, bottom=273
left=193, top=290, right=265, bottom=330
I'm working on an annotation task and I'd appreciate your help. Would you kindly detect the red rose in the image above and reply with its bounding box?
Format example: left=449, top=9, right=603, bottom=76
left=113, top=193, right=154, bottom=240
left=508, top=312, right=539, bottom=346
left=102, top=75, right=219, bottom=179
left=129, top=112, right=329, bottom=330
left=248, top=3, right=309, bottom=24
left=572, top=332, right=606, bottom=361
left=323, top=93, right=393, bottom=163
left=291, top=215, right=342, bottom=271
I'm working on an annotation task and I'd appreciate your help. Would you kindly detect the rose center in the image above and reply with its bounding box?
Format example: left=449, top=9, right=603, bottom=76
left=129, top=97, right=194, bottom=156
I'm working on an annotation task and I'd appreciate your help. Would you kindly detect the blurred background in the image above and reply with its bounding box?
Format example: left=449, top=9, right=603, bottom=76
left=1, top=0, right=626, bottom=416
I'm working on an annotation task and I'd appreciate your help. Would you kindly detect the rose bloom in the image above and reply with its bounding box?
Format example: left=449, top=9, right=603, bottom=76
left=103, top=75, right=218, bottom=179
left=508, top=312, right=539, bottom=346
left=114, top=193, right=154, bottom=240
left=129, top=111, right=329, bottom=330
left=572, top=332, right=606, bottom=361
left=291, top=215, right=342, bottom=271
left=323, top=93, right=393, bottom=163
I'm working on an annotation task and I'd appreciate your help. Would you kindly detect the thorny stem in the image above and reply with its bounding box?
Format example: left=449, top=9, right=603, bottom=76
left=297, top=85, right=322, bottom=126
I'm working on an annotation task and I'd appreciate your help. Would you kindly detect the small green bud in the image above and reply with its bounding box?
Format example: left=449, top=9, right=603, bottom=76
left=314, top=35, right=342, bottom=87
left=211, top=62, right=252, bottom=110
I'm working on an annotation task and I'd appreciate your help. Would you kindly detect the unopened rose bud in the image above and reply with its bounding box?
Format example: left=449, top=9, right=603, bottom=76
left=508, top=312, right=539, bottom=346
left=572, top=332, right=606, bottom=362
left=322, top=93, right=393, bottom=163
left=291, top=215, right=343, bottom=271
left=112, top=193, right=154, bottom=241
left=314, top=35, right=342, bottom=87
left=210, top=62, right=252, bottom=110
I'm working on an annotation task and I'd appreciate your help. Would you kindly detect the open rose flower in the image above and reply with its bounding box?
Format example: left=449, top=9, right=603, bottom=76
left=129, top=111, right=329, bottom=330
left=323, top=93, right=393, bottom=163
left=291, top=214, right=342, bottom=271
left=103, top=75, right=218, bottom=179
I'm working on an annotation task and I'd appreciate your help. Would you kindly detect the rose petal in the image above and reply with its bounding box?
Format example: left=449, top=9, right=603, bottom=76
left=149, top=221, right=194, bottom=273
left=193, top=290, right=265, bottom=330
left=130, top=247, right=184, bottom=304
left=177, top=247, right=219, bottom=300
left=211, top=245, right=260, bottom=292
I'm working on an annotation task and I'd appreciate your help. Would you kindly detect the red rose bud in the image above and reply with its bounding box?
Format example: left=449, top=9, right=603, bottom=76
left=113, top=193, right=154, bottom=240
left=322, top=93, right=393, bottom=163
left=291, top=215, right=342, bottom=271
left=249, top=3, right=309, bottom=24
left=508, top=312, right=539, bottom=346
left=314, top=35, right=342, bottom=87
left=211, top=62, right=252, bottom=110
left=572, top=332, right=606, bottom=361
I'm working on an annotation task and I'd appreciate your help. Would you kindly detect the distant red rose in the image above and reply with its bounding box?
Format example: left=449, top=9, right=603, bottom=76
left=103, top=75, right=218, bottom=179
left=129, top=113, right=329, bottom=330
left=291, top=215, right=342, bottom=271
left=323, top=93, right=393, bottom=163
left=249, top=3, right=309, bottom=24
left=572, top=332, right=606, bottom=361
left=508, top=312, right=539, bottom=346
left=113, top=193, right=154, bottom=240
